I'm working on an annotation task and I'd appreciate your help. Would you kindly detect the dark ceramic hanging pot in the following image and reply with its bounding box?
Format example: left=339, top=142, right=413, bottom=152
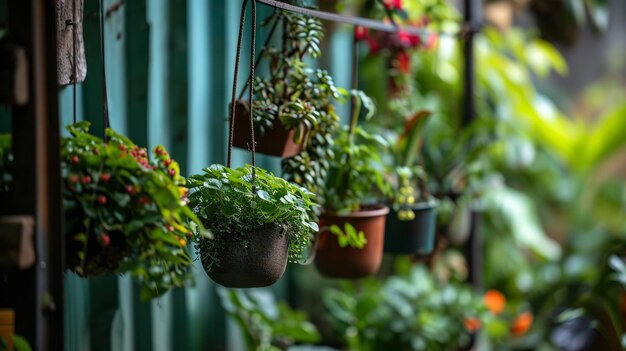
left=202, top=223, right=289, bottom=288
left=384, top=202, right=438, bottom=256
left=232, top=101, right=309, bottom=158
left=315, top=206, right=389, bottom=279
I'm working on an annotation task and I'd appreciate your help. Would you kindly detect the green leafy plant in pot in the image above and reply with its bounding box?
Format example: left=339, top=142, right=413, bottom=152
left=188, top=1, right=318, bottom=288
left=384, top=110, right=438, bottom=256
left=62, top=122, right=201, bottom=299
left=234, top=9, right=342, bottom=162
left=315, top=91, right=392, bottom=279
left=187, top=165, right=318, bottom=288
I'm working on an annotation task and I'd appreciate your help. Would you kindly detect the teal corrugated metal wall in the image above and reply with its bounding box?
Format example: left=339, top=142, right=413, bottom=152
left=57, top=0, right=351, bottom=350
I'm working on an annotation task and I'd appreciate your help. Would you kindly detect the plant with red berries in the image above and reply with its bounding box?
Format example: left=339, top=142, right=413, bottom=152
left=62, top=122, right=206, bottom=300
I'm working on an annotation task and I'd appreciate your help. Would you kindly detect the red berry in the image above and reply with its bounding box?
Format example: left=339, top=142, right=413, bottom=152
left=99, top=233, right=111, bottom=246
left=69, top=175, right=79, bottom=184
left=97, top=195, right=107, bottom=205
left=155, top=147, right=163, bottom=155
left=168, top=168, right=176, bottom=177
left=81, top=175, right=91, bottom=184
left=119, top=144, right=126, bottom=152
left=354, top=26, right=368, bottom=41
left=138, top=196, right=150, bottom=205
left=164, top=159, right=172, bottom=167
left=92, top=147, right=100, bottom=155
left=186, top=232, right=193, bottom=239
left=125, top=185, right=136, bottom=195
left=139, top=149, right=147, bottom=158
left=167, top=225, right=175, bottom=232
left=70, top=155, right=80, bottom=164
left=100, top=173, right=111, bottom=182
left=131, top=150, right=138, bottom=157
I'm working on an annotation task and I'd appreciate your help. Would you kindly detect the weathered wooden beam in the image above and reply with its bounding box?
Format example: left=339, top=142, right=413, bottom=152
left=56, top=0, right=86, bottom=85
left=5, top=0, right=64, bottom=350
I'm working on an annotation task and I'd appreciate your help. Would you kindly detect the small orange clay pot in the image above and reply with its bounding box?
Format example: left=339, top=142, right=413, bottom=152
left=0, top=309, right=14, bottom=350
left=315, top=206, right=389, bottom=279
left=232, top=101, right=308, bottom=158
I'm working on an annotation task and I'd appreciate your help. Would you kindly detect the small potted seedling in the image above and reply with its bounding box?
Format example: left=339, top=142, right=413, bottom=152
left=315, top=92, right=392, bottom=278
left=384, top=111, right=438, bottom=256
left=187, top=164, right=318, bottom=288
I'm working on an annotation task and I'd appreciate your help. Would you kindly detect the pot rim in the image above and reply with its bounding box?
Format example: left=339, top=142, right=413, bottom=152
left=322, top=205, right=390, bottom=219
left=392, top=201, right=438, bottom=211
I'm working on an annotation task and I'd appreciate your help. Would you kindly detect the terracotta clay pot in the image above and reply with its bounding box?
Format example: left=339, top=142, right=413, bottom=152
left=0, top=309, right=14, bottom=351
left=202, top=223, right=289, bottom=288
left=232, top=101, right=308, bottom=158
left=315, top=206, right=389, bottom=279
left=384, top=202, right=438, bottom=256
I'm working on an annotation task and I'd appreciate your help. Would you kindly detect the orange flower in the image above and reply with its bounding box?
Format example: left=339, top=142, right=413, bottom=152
left=463, top=317, right=481, bottom=332
left=511, top=312, right=533, bottom=336
left=484, top=290, right=506, bottom=315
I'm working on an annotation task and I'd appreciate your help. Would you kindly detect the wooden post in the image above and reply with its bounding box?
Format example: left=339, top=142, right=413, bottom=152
left=56, top=0, right=87, bottom=85
left=4, top=0, right=63, bottom=350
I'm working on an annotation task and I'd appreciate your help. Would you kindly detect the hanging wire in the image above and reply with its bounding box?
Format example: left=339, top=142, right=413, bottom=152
left=99, top=0, right=111, bottom=138
left=227, top=0, right=258, bottom=187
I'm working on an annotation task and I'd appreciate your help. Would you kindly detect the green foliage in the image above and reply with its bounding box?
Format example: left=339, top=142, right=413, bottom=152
left=218, top=288, right=321, bottom=351
left=250, top=10, right=348, bottom=197
left=329, top=223, right=367, bottom=249
left=187, top=164, right=318, bottom=270
left=324, top=265, right=486, bottom=351
left=62, top=122, right=201, bottom=299
left=324, top=126, right=391, bottom=213
left=0, top=334, right=32, bottom=351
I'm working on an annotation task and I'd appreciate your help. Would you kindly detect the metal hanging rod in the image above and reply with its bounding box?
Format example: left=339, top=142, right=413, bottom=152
left=256, top=0, right=462, bottom=38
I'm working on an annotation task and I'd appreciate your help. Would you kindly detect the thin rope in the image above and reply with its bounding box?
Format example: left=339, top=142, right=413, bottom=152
left=249, top=0, right=257, bottom=182
left=72, top=0, right=77, bottom=124
left=99, top=0, right=111, bottom=139
left=237, top=13, right=278, bottom=101
left=228, top=0, right=258, bottom=184
left=227, top=0, right=249, bottom=169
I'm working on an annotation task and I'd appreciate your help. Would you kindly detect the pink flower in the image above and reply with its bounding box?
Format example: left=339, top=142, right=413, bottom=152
left=383, top=0, right=402, bottom=10
left=397, top=30, right=420, bottom=48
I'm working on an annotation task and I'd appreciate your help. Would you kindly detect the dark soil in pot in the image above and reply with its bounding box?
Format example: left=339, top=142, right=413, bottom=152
left=66, top=229, right=130, bottom=277
left=201, top=223, right=289, bottom=288
left=232, top=101, right=308, bottom=158
left=385, top=202, right=438, bottom=256
left=315, top=206, right=389, bottom=279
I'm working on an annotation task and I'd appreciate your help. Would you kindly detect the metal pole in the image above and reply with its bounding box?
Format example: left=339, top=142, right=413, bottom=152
left=462, top=0, right=482, bottom=291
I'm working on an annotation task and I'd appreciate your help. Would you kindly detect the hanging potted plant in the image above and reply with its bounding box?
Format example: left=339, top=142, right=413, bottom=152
left=233, top=10, right=331, bottom=159
left=187, top=165, right=318, bottom=288
left=315, top=90, right=392, bottom=278
left=62, top=122, right=202, bottom=299
left=384, top=110, right=438, bottom=256
left=188, top=0, right=318, bottom=289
